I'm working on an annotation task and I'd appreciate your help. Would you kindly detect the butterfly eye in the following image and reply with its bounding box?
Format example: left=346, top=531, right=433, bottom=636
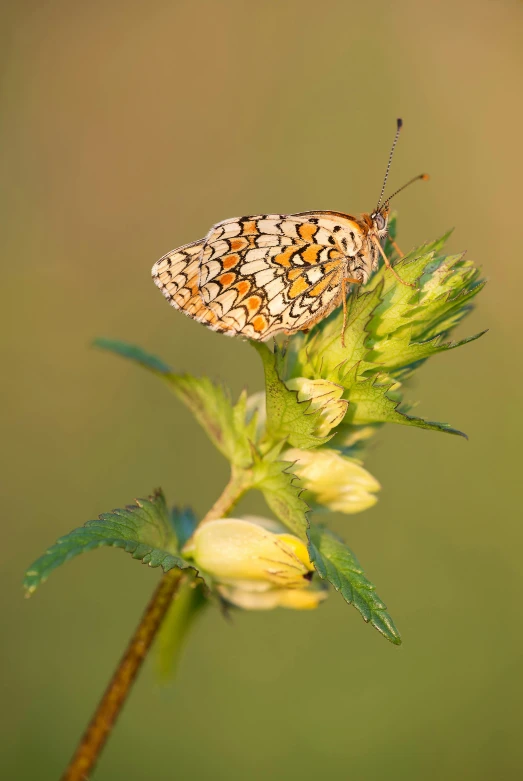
left=374, top=213, right=385, bottom=230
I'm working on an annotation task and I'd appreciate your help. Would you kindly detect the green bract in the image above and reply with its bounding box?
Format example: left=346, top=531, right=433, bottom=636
left=24, top=220, right=485, bottom=649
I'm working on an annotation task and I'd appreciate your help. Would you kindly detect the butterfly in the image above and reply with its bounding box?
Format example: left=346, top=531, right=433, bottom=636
left=152, top=119, right=428, bottom=344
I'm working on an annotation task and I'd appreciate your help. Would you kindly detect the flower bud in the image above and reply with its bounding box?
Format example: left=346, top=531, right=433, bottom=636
left=183, top=517, right=327, bottom=610
left=284, top=448, right=380, bottom=514
left=184, top=518, right=312, bottom=586
left=285, top=378, right=348, bottom=437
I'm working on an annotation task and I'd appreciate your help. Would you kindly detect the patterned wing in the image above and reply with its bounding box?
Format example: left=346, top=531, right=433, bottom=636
left=152, top=214, right=349, bottom=340
left=152, top=239, right=224, bottom=331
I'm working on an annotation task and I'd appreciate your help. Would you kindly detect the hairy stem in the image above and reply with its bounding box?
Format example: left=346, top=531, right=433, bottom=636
left=61, top=473, right=248, bottom=781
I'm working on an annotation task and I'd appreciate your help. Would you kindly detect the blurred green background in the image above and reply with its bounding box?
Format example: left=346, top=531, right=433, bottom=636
left=2, top=1, right=522, bottom=778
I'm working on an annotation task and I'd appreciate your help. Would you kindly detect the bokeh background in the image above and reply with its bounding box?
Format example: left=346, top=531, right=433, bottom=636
left=2, top=1, right=522, bottom=778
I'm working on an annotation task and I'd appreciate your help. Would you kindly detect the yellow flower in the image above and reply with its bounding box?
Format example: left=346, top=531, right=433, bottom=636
left=183, top=517, right=327, bottom=611
left=285, top=377, right=348, bottom=437
left=284, top=448, right=380, bottom=514
left=217, top=582, right=326, bottom=611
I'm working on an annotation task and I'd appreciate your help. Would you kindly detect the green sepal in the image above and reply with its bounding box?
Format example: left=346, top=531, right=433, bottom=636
left=309, top=525, right=401, bottom=645
left=94, top=338, right=257, bottom=468
left=24, top=490, right=200, bottom=595
left=252, top=341, right=331, bottom=449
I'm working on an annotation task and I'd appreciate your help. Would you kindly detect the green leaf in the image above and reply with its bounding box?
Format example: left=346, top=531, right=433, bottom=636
left=414, top=257, right=486, bottom=342
left=252, top=456, right=309, bottom=541
left=24, top=490, right=198, bottom=595
left=341, top=365, right=466, bottom=437
left=364, top=251, right=437, bottom=338
left=252, top=341, right=330, bottom=449
left=343, top=247, right=485, bottom=381
left=93, top=339, right=173, bottom=374
left=309, top=525, right=401, bottom=645
left=94, top=338, right=257, bottom=468
left=155, top=576, right=208, bottom=682
left=301, top=283, right=384, bottom=380
left=365, top=246, right=484, bottom=349
left=365, top=326, right=488, bottom=374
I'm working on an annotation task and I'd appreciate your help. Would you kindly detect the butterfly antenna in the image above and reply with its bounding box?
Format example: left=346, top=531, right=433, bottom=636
left=375, top=118, right=403, bottom=212
left=383, top=173, right=430, bottom=207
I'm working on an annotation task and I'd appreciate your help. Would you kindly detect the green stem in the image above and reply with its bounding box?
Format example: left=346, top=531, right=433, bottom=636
left=61, top=471, right=249, bottom=781
left=198, top=467, right=252, bottom=526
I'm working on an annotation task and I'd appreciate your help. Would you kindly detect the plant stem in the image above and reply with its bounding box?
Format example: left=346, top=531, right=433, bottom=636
left=198, top=467, right=251, bottom=526
left=61, top=472, right=248, bottom=781
left=61, top=568, right=182, bottom=781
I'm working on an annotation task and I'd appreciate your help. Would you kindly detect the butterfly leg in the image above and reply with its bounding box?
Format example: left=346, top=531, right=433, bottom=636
left=340, top=276, right=362, bottom=348
left=373, top=237, right=415, bottom=288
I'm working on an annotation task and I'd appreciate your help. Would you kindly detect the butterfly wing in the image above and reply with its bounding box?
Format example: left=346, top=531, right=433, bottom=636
left=152, top=239, right=224, bottom=331
left=152, top=213, right=349, bottom=340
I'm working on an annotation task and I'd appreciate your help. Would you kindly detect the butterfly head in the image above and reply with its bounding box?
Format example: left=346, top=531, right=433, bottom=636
left=359, top=207, right=389, bottom=242
left=370, top=207, right=389, bottom=238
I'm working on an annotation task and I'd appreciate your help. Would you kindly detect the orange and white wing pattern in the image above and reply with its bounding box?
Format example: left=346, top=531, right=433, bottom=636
left=152, top=213, right=358, bottom=340
left=151, top=238, right=223, bottom=331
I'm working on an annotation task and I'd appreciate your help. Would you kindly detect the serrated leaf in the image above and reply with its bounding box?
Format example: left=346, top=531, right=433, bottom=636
left=94, top=338, right=256, bottom=467
left=252, top=456, right=309, bottom=541
left=366, top=326, right=488, bottom=374
left=365, top=252, right=435, bottom=338
left=366, top=248, right=484, bottom=346
left=301, top=283, right=384, bottom=380
left=24, top=490, right=199, bottom=595
left=361, top=251, right=486, bottom=377
left=252, top=341, right=330, bottom=449
left=309, top=525, right=401, bottom=645
left=341, top=366, right=466, bottom=437
left=414, top=261, right=486, bottom=342
left=418, top=253, right=479, bottom=304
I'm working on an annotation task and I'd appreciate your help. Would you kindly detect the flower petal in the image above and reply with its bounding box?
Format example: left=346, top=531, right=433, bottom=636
left=183, top=518, right=312, bottom=587
left=285, top=448, right=380, bottom=514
